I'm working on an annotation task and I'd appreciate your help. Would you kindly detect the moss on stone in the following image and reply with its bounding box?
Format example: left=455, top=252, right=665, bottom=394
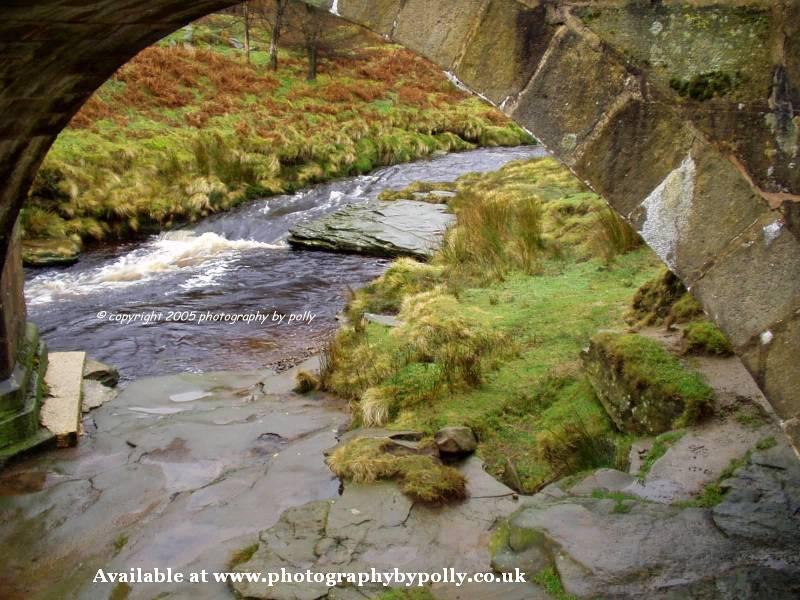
left=626, top=268, right=687, bottom=326
left=532, top=567, right=576, bottom=600
left=683, top=321, right=734, bottom=356
left=585, top=333, right=714, bottom=435
left=670, top=71, right=741, bottom=101
left=227, top=542, right=259, bottom=570
left=670, top=293, right=703, bottom=323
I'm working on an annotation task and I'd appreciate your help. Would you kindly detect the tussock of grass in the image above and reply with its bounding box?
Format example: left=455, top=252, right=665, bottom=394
left=360, top=386, right=396, bottom=427
left=293, top=370, right=319, bottom=394
left=587, top=207, right=642, bottom=264
left=326, top=437, right=467, bottom=504
left=346, top=258, right=445, bottom=321
left=395, top=291, right=509, bottom=388
left=683, top=321, right=734, bottom=356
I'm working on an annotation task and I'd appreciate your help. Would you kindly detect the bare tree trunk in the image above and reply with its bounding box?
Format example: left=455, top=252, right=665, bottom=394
left=268, top=0, right=288, bottom=71
left=307, top=39, right=318, bottom=81
left=304, top=4, right=320, bottom=81
left=243, top=1, right=251, bottom=64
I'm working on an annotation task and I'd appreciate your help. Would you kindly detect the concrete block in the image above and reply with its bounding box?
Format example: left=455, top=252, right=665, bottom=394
left=41, top=351, right=85, bottom=447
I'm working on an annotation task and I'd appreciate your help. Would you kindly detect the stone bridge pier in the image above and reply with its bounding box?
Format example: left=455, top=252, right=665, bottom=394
left=0, top=0, right=798, bottom=449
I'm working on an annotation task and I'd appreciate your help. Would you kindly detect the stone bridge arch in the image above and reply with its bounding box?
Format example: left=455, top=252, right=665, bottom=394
left=0, top=0, right=798, bottom=447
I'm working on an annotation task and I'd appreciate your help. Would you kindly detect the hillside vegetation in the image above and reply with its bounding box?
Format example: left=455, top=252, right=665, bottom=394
left=22, top=13, right=530, bottom=265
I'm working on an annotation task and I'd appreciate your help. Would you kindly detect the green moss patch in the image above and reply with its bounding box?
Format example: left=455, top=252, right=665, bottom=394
left=585, top=333, right=714, bottom=435
left=532, top=567, right=577, bottom=600
left=683, top=321, right=734, bottom=356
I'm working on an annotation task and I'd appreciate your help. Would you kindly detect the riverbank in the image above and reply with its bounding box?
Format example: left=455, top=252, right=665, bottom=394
left=25, top=147, right=543, bottom=382
left=21, top=13, right=531, bottom=266
left=317, top=157, right=749, bottom=495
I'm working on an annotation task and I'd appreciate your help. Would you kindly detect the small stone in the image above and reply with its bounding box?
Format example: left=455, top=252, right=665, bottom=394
left=83, top=358, right=120, bottom=388
left=81, top=379, right=117, bottom=413
left=434, top=426, right=478, bottom=455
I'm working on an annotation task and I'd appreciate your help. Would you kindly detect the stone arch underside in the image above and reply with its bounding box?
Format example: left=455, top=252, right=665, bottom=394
left=0, top=0, right=798, bottom=447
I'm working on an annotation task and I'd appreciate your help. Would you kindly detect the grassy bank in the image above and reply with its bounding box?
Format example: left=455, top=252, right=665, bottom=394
left=320, top=158, right=669, bottom=493
left=22, top=14, right=531, bottom=264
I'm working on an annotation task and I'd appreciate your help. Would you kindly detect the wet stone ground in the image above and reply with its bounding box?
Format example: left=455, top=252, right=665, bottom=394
left=0, top=359, right=347, bottom=600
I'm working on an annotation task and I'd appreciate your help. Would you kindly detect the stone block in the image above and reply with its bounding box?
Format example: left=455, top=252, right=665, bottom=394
left=629, top=141, right=767, bottom=282
left=691, top=214, right=800, bottom=349
left=337, top=0, right=404, bottom=36
left=575, top=97, right=695, bottom=219
left=41, top=351, right=85, bottom=447
left=511, top=27, right=630, bottom=159
left=455, top=1, right=555, bottom=105
left=392, top=0, right=486, bottom=70
left=739, top=311, right=800, bottom=425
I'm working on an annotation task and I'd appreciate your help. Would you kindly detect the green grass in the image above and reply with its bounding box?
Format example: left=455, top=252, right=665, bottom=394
left=683, top=321, right=734, bottom=356
left=756, top=436, right=777, bottom=451
left=674, top=449, right=752, bottom=508
left=590, top=489, right=639, bottom=513
left=321, top=158, right=664, bottom=493
left=23, top=14, right=531, bottom=263
left=532, top=567, right=577, bottom=600
left=228, top=542, right=259, bottom=570
left=638, top=430, right=686, bottom=478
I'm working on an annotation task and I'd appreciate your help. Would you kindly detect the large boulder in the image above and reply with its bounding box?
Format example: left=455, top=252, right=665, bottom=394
left=288, top=200, right=455, bottom=260
left=434, top=426, right=478, bottom=456
left=712, top=445, right=800, bottom=546
left=582, top=332, right=714, bottom=435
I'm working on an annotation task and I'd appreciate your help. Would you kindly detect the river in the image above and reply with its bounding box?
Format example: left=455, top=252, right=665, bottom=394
left=25, top=146, right=546, bottom=381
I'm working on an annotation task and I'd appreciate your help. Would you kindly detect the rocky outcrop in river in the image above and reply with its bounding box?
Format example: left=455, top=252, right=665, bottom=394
left=288, top=200, right=455, bottom=260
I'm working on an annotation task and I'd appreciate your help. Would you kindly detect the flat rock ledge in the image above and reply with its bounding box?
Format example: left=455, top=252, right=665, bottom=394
left=288, top=200, right=455, bottom=260
left=231, top=456, right=530, bottom=600
left=493, top=443, right=800, bottom=599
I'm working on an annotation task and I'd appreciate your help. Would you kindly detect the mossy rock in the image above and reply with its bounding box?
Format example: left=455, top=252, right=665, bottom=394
left=582, top=333, right=714, bottom=435
left=626, top=268, right=686, bottom=326
left=22, top=238, right=81, bottom=267
left=682, top=321, right=734, bottom=356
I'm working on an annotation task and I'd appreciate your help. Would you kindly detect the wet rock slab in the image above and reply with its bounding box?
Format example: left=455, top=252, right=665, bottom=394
left=288, top=200, right=455, bottom=259
left=0, top=359, right=348, bottom=600
left=496, top=443, right=800, bottom=599
left=233, top=456, right=526, bottom=600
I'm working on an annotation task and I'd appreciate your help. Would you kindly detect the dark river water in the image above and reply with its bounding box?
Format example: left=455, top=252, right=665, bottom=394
left=25, top=146, right=546, bottom=381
